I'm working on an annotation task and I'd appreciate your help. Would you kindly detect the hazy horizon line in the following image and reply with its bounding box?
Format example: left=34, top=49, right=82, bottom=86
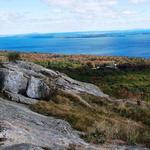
left=1, top=28, right=150, bottom=37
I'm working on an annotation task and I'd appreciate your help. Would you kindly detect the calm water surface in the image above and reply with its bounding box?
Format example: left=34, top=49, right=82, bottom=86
left=0, top=30, right=150, bottom=58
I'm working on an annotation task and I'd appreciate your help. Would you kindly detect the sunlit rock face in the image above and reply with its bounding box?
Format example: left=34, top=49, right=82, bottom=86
left=26, top=76, right=50, bottom=99
left=0, top=98, right=91, bottom=150
left=0, top=61, right=108, bottom=103
left=0, top=69, right=28, bottom=94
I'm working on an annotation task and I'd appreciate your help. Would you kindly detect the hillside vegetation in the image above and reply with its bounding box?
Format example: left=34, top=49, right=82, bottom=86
left=15, top=52, right=149, bottom=103
left=0, top=51, right=150, bottom=147
left=31, top=90, right=150, bottom=147
left=0, top=51, right=149, bottom=103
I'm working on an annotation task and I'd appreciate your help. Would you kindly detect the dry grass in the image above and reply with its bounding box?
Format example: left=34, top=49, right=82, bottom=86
left=53, top=90, right=92, bottom=108
left=0, top=51, right=150, bottom=67
left=30, top=91, right=150, bottom=146
left=31, top=101, right=95, bottom=132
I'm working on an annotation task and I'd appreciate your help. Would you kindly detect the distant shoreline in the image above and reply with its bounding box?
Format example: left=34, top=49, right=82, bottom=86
left=0, top=28, right=150, bottom=37
left=0, top=50, right=150, bottom=60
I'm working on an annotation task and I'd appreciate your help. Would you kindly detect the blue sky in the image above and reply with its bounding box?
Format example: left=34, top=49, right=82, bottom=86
left=0, top=0, right=150, bottom=35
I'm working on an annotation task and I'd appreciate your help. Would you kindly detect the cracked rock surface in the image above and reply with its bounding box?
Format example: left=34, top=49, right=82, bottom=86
left=0, top=61, right=108, bottom=101
left=0, top=98, right=97, bottom=150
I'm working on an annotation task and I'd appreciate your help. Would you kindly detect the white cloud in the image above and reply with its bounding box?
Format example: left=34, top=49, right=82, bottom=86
left=43, top=0, right=118, bottom=8
left=122, top=10, right=137, bottom=15
left=42, top=0, right=119, bottom=22
left=0, top=11, right=24, bottom=25
left=0, top=0, right=149, bottom=35
left=130, top=0, right=148, bottom=4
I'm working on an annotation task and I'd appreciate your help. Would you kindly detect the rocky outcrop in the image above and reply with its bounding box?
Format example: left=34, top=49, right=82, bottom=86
left=1, top=144, right=45, bottom=150
left=0, top=61, right=108, bottom=149
left=0, top=98, right=97, bottom=150
left=3, top=91, right=38, bottom=105
left=55, top=75, right=106, bottom=97
left=0, top=61, right=108, bottom=103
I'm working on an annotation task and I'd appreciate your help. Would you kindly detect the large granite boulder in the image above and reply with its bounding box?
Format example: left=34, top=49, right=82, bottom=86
left=26, top=77, right=50, bottom=99
left=0, top=69, right=28, bottom=94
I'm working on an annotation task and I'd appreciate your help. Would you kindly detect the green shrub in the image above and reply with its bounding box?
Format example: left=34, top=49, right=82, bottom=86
left=36, top=60, right=82, bottom=70
left=7, top=52, right=21, bottom=62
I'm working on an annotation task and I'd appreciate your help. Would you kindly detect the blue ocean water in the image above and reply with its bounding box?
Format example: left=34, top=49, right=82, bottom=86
left=0, top=30, right=150, bottom=58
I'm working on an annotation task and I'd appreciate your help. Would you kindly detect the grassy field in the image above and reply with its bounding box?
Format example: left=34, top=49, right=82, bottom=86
left=0, top=51, right=150, bottom=146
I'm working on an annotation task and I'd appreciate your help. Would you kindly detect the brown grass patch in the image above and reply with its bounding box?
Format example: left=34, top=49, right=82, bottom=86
left=31, top=95, right=150, bottom=146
